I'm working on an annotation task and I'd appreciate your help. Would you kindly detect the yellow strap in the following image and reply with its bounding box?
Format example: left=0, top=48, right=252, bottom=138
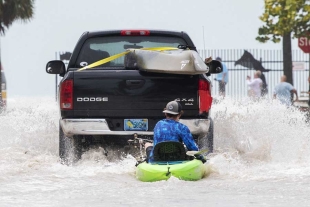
left=77, top=47, right=179, bottom=71
left=78, top=51, right=130, bottom=71
left=142, top=47, right=179, bottom=51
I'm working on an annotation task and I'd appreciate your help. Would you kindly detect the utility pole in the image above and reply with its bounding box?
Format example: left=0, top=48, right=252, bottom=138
left=55, top=52, right=58, bottom=102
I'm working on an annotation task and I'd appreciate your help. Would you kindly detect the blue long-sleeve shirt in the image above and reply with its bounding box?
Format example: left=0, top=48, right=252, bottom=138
left=149, top=119, right=198, bottom=162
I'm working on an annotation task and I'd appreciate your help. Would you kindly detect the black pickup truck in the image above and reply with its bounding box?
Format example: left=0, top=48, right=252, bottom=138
left=46, top=29, right=222, bottom=164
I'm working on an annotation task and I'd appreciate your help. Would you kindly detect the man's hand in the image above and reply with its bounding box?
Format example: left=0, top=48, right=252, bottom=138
left=205, top=56, right=212, bottom=64
left=292, top=89, right=299, bottom=102
left=195, top=154, right=207, bottom=164
left=144, top=142, right=153, bottom=149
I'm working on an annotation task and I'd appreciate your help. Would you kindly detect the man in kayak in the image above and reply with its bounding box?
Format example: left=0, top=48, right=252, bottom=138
left=145, top=100, right=205, bottom=163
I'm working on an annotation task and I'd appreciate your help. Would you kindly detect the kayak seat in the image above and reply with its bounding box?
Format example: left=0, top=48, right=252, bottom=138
left=153, top=141, right=187, bottom=161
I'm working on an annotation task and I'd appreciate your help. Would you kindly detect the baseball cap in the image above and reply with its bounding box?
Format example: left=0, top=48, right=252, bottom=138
left=216, top=57, right=222, bottom=61
left=162, top=101, right=182, bottom=115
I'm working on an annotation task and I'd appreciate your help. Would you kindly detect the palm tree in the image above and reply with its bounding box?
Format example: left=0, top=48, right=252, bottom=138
left=0, top=0, right=35, bottom=108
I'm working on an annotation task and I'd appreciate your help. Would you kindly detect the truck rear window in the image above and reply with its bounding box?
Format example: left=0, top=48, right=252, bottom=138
left=75, top=36, right=187, bottom=68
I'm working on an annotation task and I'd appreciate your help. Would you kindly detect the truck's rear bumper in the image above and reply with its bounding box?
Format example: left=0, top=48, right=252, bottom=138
left=60, top=118, right=210, bottom=137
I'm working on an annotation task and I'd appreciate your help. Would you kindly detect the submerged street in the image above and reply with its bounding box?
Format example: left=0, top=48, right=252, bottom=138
left=0, top=97, right=309, bottom=207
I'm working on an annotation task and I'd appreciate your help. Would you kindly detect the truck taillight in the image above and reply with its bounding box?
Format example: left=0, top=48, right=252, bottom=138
left=60, top=79, right=73, bottom=110
left=120, top=30, right=150, bottom=36
left=198, top=79, right=212, bottom=114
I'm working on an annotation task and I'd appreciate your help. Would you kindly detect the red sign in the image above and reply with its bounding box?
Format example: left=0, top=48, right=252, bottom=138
left=298, top=37, right=310, bottom=53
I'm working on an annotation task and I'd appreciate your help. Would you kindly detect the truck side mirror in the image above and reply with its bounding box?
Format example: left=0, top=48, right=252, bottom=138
left=207, top=60, right=223, bottom=74
left=46, top=60, right=66, bottom=76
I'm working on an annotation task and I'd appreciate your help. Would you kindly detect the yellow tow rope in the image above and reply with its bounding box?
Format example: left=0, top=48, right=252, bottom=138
left=77, top=47, right=179, bottom=71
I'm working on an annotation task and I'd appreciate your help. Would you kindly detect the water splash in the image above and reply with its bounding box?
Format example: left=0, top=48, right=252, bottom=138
left=0, top=97, right=59, bottom=153
left=209, top=97, right=310, bottom=180
left=1, top=96, right=309, bottom=182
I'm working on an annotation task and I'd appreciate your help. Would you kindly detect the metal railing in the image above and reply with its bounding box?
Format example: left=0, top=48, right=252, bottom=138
left=198, top=49, right=310, bottom=100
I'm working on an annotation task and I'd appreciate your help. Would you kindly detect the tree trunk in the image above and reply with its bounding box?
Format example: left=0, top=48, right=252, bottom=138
left=282, top=32, right=293, bottom=85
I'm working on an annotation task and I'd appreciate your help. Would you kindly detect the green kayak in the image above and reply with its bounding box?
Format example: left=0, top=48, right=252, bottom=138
left=136, top=159, right=206, bottom=182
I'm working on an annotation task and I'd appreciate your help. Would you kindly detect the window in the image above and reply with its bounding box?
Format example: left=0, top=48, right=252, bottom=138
left=76, top=36, right=187, bottom=68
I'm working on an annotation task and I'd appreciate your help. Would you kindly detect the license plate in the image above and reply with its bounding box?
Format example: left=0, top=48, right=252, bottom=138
left=124, top=119, right=148, bottom=131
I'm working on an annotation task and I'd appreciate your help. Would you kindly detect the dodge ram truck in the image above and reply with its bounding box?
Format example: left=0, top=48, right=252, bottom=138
left=46, top=29, right=222, bottom=164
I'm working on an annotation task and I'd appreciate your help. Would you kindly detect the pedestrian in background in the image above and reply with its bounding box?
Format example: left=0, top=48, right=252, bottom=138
left=256, top=70, right=268, bottom=97
left=273, top=75, right=298, bottom=107
left=215, top=57, right=228, bottom=98
left=246, top=71, right=263, bottom=100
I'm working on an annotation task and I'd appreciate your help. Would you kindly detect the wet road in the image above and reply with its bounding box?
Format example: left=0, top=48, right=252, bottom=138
left=0, top=97, right=309, bottom=207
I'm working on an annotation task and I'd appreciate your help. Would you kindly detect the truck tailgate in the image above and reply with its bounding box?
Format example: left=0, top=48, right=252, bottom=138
left=73, top=70, right=199, bottom=118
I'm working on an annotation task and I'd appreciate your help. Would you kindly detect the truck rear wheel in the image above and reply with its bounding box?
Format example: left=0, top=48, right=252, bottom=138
left=59, top=126, right=82, bottom=165
left=198, top=118, right=213, bottom=154
left=206, top=118, right=214, bottom=153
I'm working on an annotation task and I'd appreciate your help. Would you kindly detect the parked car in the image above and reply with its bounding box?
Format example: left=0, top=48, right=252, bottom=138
left=1, top=68, right=7, bottom=110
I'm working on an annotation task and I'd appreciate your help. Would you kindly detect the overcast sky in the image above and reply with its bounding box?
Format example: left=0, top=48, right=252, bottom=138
left=1, top=0, right=300, bottom=97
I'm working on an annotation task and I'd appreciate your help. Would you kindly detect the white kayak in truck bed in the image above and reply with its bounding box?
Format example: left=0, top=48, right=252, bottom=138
left=124, top=49, right=209, bottom=75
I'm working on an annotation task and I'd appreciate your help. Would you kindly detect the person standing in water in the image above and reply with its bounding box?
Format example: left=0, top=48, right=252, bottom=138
left=273, top=75, right=298, bottom=107
left=256, top=70, right=268, bottom=97
left=246, top=71, right=263, bottom=100
left=215, top=57, right=228, bottom=98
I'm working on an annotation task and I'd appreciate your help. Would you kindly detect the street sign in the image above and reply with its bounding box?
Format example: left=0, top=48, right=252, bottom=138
left=298, top=37, right=310, bottom=53
left=292, top=62, right=305, bottom=70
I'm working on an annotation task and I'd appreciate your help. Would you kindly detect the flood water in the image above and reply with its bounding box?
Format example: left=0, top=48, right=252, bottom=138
left=0, top=97, right=309, bottom=207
